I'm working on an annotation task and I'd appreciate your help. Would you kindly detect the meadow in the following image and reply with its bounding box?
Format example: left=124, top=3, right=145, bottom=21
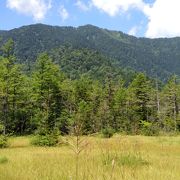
left=0, top=135, right=179, bottom=180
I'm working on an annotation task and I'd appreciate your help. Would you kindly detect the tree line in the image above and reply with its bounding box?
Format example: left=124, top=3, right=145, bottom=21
left=0, top=40, right=179, bottom=136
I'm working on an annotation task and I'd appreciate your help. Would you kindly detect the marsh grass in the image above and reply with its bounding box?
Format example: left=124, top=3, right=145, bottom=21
left=0, top=156, right=8, bottom=164
left=102, top=152, right=149, bottom=167
left=0, top=135, right=179, bottom=180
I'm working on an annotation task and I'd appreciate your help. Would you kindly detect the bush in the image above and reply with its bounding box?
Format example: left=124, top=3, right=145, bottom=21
left=102, top=127, right=114, bottom=138
left=0, top=156, right=8, bottom=164
left=31, top=129, right=60, bottom=147
left=0, top=124, right=4, bottom=134
left=140, top=121, right=159, bottom=136
left=0, top=135, right=8, bottom=148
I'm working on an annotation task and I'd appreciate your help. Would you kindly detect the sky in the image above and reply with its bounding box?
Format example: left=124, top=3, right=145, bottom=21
left=0, top=0, right=180, bottom=38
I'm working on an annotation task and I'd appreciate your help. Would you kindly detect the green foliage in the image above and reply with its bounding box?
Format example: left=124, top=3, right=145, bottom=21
left=31, top=129, right=60, bottom=147
left=160, top=76, right=179, bottom=132
left=0, top=40, right=30, bottom=134
left=0, top=156, right=8, bottom=164
left=0, top=124, right=4, bottom=134
left=128, top=73, right=154, bottom=134
left=140, top=121, right=159, bottom=136
left=50, top=47, right=135, bottom=83
left=0, top=38, right=14, bottom=58
left=102, top=127, right=114, bottom=138
left=0, top=123, right=8, bottom=148
left=32, top=53, right=64, bottom=131
left=1, top=24, right=180, bottom=81
left=0, top=135, right=8, bottom=148
left=0, top=39, right=180, bottom=137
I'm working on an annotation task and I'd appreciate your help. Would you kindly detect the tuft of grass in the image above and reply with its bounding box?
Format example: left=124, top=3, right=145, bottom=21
left=0, top=156, right=8, bottom=164
left=118, top=154, right=149, bottom=167
left=102, top=152, right=149, bottom=168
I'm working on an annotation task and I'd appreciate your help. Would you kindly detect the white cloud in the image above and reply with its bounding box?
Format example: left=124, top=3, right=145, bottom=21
left=75, top=0, right=91, bottom=11
left=91, top=0, right=147, bottom=16
left=144, top=0, right=180, bottom=38
left=59, top=5, right=69, bottom=21
left=128, top=26, right=138, bottom=36
left=90, top=0, right=180, bottom=38
left=6, top=0, right=52, bottom=21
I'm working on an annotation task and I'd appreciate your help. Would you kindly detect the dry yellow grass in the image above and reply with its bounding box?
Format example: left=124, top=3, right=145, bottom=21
left=0, top=135, right=179, bottom=180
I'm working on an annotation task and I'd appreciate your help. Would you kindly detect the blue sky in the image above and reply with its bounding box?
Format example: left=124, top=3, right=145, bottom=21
left=1, top=0, right=180, bottom=38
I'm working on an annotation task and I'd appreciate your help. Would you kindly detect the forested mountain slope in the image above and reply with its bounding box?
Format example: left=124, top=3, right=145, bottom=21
left=1, top=24, right=180, bottom=80
left=49, top=47, right=136, bottom=82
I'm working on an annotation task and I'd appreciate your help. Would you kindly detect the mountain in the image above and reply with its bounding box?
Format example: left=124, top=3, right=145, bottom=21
left=1, top=23, right=180, bottom=81
left=48, top=46, right=136, bottom=83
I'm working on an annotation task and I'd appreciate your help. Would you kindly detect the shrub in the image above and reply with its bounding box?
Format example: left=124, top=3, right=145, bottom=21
left=102, top=127, right=114, bottom=138
left=0, top=124, right=4, bottom=134
left=31, top=129, right=60, bottom=147
left=0, top=135, right=8, bottom=148
left=0, top=156, right=8, bottom=164
left=140, top=120, right=159, bottom=136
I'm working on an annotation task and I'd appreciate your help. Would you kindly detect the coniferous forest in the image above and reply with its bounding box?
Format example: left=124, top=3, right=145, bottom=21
left=0, top=39, right=179, bottom=138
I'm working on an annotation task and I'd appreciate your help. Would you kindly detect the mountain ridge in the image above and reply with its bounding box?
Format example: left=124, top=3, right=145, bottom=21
left=2, top=23, right=180, bottom=39
left=1, top=23, right=180, bottom=81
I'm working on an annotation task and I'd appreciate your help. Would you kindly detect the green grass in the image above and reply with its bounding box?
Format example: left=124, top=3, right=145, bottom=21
left=0, top=156, right=8, bottom=164
left=102, top=153, right=149, bottom=167
left=0, top=135, right=179, bottom=180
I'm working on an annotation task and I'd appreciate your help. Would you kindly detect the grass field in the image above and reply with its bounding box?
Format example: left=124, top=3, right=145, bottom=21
left=0, top=135, right=180, bottom=180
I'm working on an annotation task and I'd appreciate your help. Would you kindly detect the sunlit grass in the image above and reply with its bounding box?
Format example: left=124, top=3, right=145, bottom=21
left=0, top=135, right=179, bottom=180
left=0, top=156, right=8, bottom=164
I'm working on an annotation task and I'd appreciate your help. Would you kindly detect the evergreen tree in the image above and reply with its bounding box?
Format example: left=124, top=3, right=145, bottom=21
left=128, top=73, right=153, bottom=134
left=112, top=80, right=129, bottom=132
left=32, top=53, right=64, bottom=133
left=0, top=40, right=29, bottom=134
left=160, top=76, right=179, bottom=131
